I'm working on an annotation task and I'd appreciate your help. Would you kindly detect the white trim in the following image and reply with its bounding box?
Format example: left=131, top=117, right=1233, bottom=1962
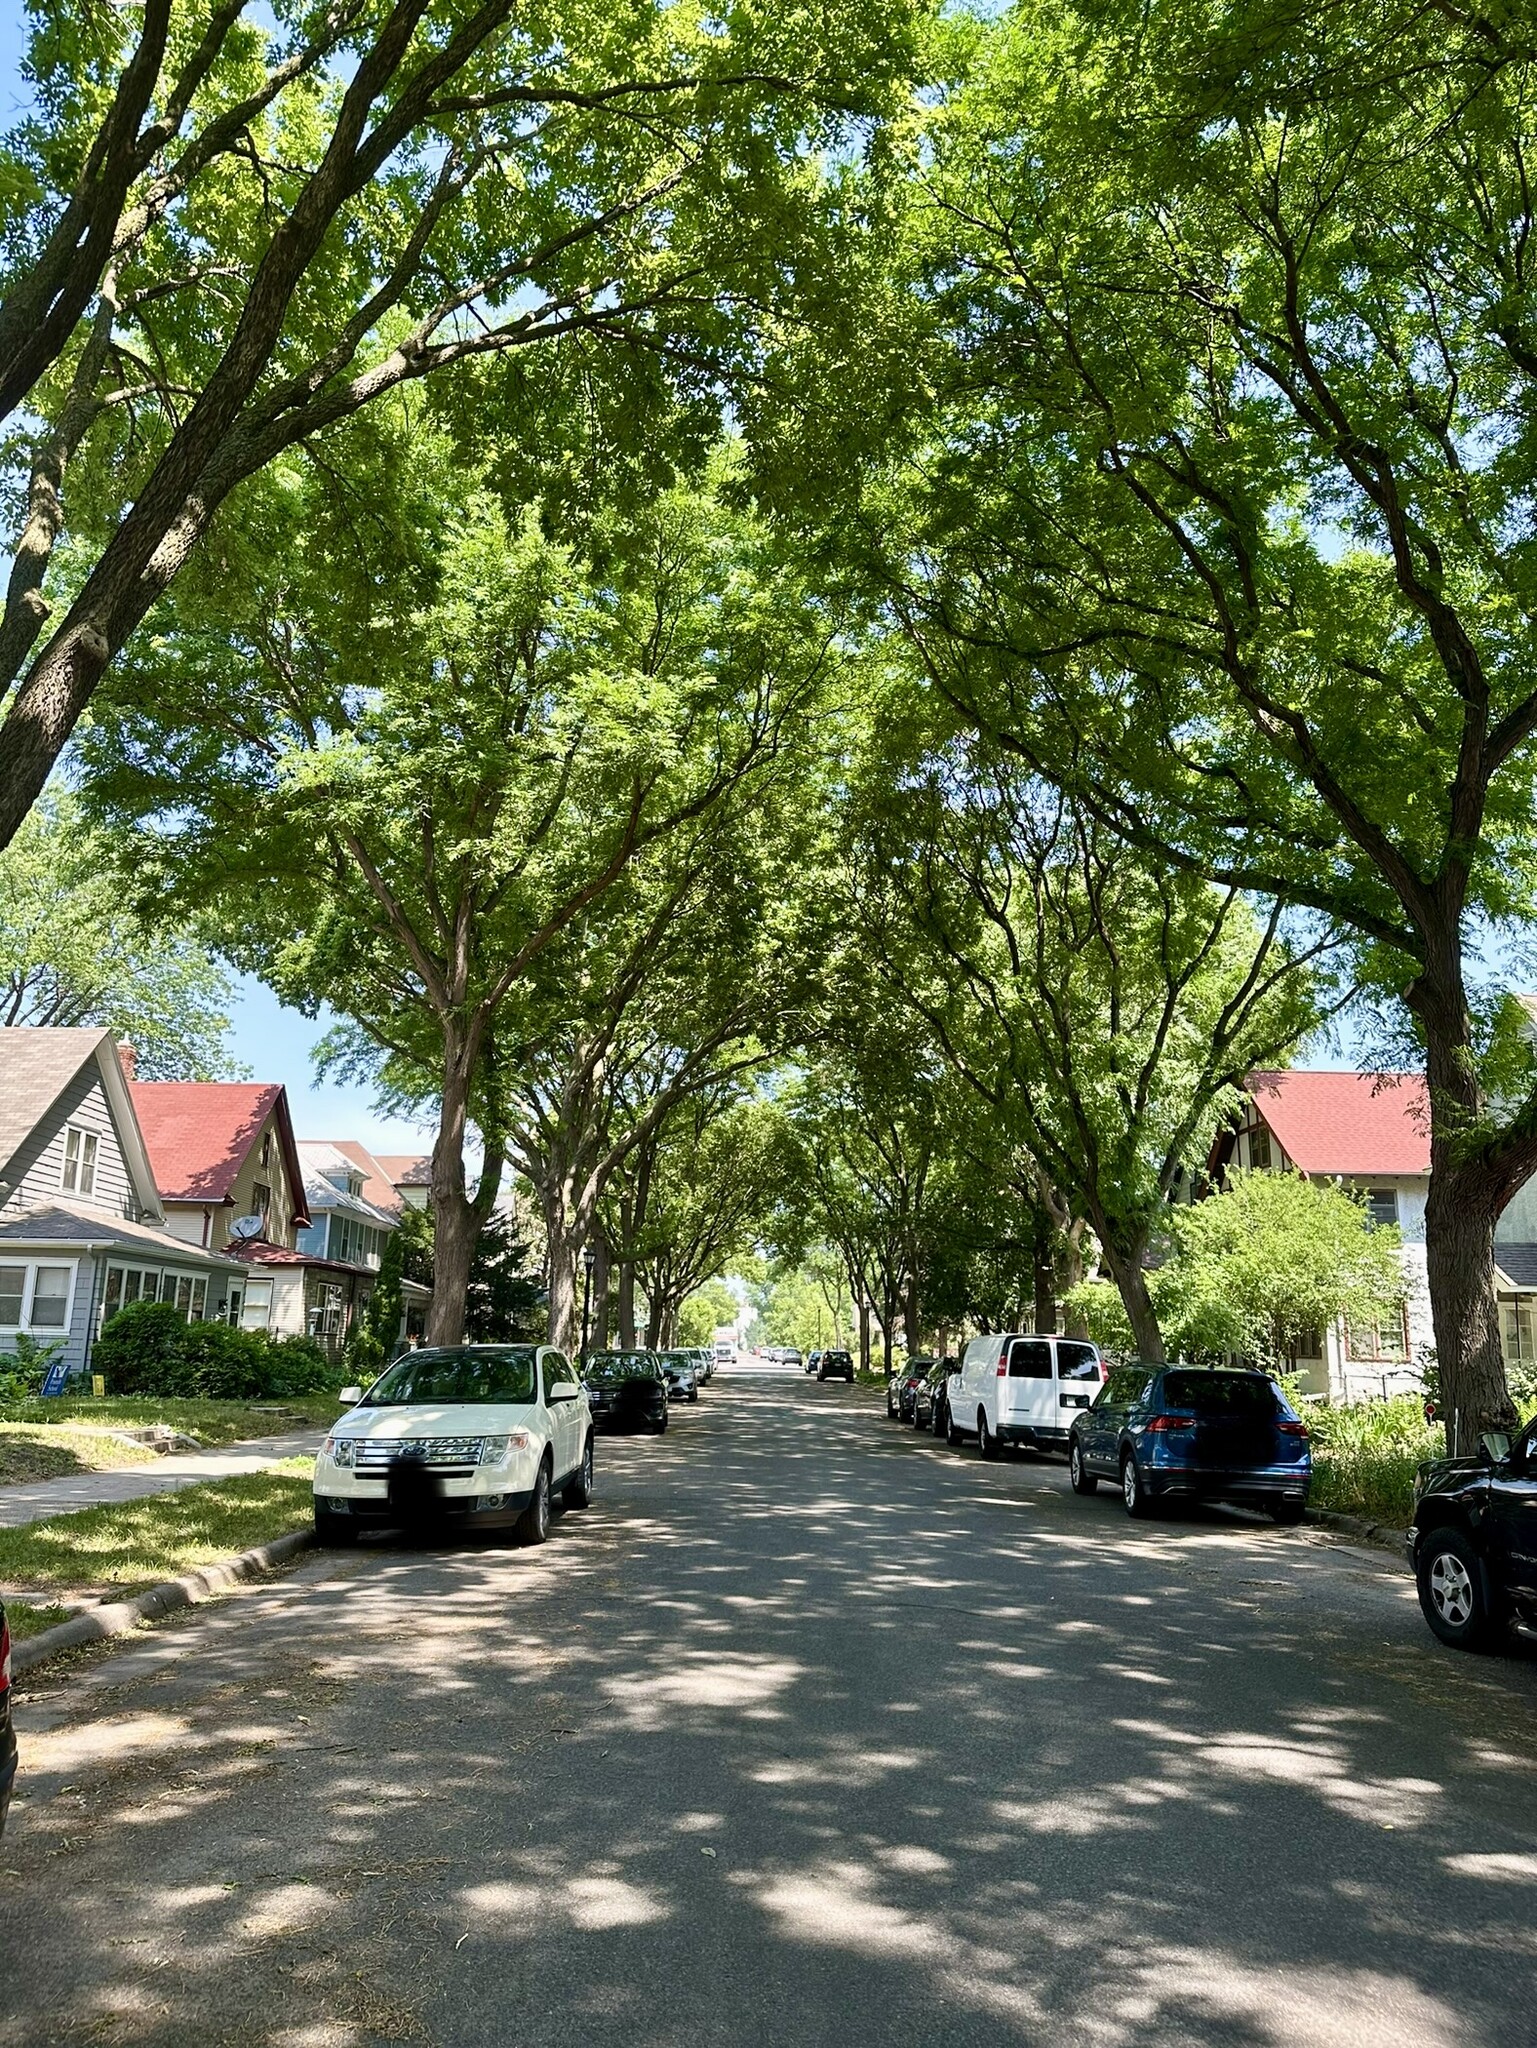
left=0, top=1255, right=79, bottom=1335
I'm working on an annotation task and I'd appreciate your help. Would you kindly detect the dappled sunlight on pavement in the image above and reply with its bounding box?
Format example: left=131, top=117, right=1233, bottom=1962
left=1, top=1375, right=1535, bottom=2045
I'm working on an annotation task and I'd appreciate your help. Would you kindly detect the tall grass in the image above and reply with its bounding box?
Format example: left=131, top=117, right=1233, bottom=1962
left=1306, top=1396, right=1437, bottom=1525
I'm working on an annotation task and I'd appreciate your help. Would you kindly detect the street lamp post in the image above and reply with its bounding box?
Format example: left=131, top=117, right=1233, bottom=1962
left=580, top=1246, right=596, bottom=1365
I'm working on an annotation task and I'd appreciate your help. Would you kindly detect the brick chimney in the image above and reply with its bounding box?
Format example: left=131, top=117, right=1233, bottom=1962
left=118, top=1041, right=137, bottom=1083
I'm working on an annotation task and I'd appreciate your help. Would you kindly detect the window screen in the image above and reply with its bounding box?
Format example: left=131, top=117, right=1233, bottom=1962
left=30, top=1266, right=70, bottom=1328
left=1366, top=1188, right=1399, bottom=1228
left=1008, top=1340, right=1052, bottom=1378
left=0, top=1265, right=25, bottom=1325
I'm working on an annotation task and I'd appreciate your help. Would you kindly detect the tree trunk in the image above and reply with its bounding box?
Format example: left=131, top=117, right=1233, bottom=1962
left=543, top=1209, right=580, bottom=1357
left=1100, top=1232, right=1163, bottom=1363
left=1032, top=1212, right=1057, bottom=1335
left=1409, top=939, right=1522, bottom=1452
left=591, top=1232, right=612, bottom=1351
left=1060, top=1219, right=1089, bottom=1339
left=425, top=1027, right=477, bottom=1347
left=857, top=1289, right=871, bottom=1376
left=618, top=1259, right=637, bottom=1349
left=903, top=1278, right=922, bottom=1355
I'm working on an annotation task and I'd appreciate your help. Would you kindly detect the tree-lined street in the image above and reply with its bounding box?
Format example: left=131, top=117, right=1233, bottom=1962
left=3, top=1366, right=1534, bottom=2048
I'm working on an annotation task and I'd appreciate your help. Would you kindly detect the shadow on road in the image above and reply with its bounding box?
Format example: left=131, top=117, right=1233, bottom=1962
left=3, top=1378, right=1536, bottom=2047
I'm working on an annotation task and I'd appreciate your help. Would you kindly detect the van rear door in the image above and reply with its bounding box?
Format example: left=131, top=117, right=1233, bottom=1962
left=1003, top=1339, right=1054, bottom=1439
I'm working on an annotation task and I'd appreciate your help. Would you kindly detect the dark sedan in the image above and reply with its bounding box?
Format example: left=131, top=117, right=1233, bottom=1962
left=897, top=1356, right=936, bottom=1420
left=1069, top=1365, right=1311, bottom=1521
left=1409, top=1414, right=1537, bottom=1650
left=583, top=1352, right=669, bottom=1434
left=912, top=1360, right=949, bottom=1431
left=658, top=1351, right=700, bottom=1402
left=1, top=1599, right=15, bottom=1836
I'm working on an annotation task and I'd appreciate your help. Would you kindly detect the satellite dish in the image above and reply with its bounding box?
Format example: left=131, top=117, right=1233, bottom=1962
left=229, top=1214, right=266, bottom=1241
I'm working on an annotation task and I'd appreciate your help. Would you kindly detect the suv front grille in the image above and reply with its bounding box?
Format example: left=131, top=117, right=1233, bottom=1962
left=351, top=1437, right=485, bottom=1481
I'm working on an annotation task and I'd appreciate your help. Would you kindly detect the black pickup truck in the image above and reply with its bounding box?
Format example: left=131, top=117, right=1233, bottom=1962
left=1408, top=1416, right=1537, bottom=1650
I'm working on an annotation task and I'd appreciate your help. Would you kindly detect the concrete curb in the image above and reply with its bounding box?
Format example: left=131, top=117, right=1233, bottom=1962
left=1306, top=1506, right=1409, bottom=1562
left=10, top=1526, right=316, bottom=1678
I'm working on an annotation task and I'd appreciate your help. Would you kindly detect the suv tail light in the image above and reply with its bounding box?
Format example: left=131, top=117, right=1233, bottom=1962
left=1147, top=1415, right=1195, bottom=1433
left=1277, top=1419, right=1310, bottom=1440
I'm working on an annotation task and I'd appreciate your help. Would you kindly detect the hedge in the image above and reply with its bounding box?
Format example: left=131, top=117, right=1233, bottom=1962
left=92, top=1299, right=345, bottom=1399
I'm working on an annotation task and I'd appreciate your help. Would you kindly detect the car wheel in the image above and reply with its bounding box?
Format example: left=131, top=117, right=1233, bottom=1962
left=517, top=1459, right=552, bottom=1546
left=653, top=1410, right=668, bottom=1434
left=1121, top=1452, right=1152, bottom=1518
left=1417, top=1528, right=1496, bottom=1650
left=313, top=1509, right=359, bottom=1548
left=977, top=1410, right=999, bottom=1460
left=1269, top=1498, right=1305, bottom=1526
left=689, top=1389, right=698, bottom=1402
left=1069, top=1439, right=1098, bottom=1496
left=932, top=1400, right=947, bottom=1439
left=945, top=1406, right=962, bottom=1448
left=563, top=1434, right=594, bottom=1510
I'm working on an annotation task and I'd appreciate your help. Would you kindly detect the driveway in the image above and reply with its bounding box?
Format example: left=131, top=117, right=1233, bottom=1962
left=2, top=1370, right=1534, bottom=2047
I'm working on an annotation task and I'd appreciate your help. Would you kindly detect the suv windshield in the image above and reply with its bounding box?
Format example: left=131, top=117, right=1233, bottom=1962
left=1163, top=1371, right=1279, bottom=1417
left=586, top=1354, right=659, bottom=1382
left=364, top=1346, right=536, bottom=1406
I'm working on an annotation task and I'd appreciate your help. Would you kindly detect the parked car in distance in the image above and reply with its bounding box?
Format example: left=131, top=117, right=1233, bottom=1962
left=885, top=1366, right=905, bottom=1418
left=313, top=1343, right=593, bottom=1548
left=1069, top=1365, right=1311, bottom=1521
left=912, top=1359, right=949, bottom=1431
left=894, top=1356, right=934, bottom=1420
left=928, top=1360, right=953, bottom=1439
left=692, top=1347, right=714, bottom=1385
left=1409, top=1415, right=1537, bottom=1650
left=658, top=1351, right=700, bottom=1402
left=584, top=1351, right=670, bottom=1435
left=0, top=1598, right=14, bottom=1837
left=818, top=1348, right=855, bottom=1383
left=947, top=1333, right=1105, bottom=1456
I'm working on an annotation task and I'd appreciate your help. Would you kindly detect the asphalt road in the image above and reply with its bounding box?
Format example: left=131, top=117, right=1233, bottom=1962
left=3, top=1366, right=1537, bottom=2048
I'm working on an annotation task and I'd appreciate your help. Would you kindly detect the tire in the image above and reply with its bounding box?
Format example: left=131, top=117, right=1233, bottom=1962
left=977, top=1410, right=999, bottom=1460
left=932, top=1399, right=947, bottom=1439
left=516, top=1459, right=552, bottom=1546
left=911, top=1405, right=926, bottom=1430
left=1417, top=1527, right=1496, bottom=1650
left=689, top=1389, right=698, bottom=1402
left=1069, top=1439, right=1098, bottom=1495
left=945, top=1405, right=962, bottom=1448
left=314, top=1509, right=359, bottom=1548
left=1121, top=1451, right=1152, bottom=1518
left=1269, top=1498, right=1305, bottom=1526
left=653, top=1409, right=669, bottom=1435
left=563, top=1433, right=594, bottom=1510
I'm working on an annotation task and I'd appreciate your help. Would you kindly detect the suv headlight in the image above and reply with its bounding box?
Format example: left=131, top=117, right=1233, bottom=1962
left=480, top=1432, right=533, bottom=1468
left=323, top=1436, right=355, bottom=1468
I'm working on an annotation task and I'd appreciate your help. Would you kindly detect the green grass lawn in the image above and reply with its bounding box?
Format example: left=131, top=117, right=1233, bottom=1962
left=5, top=1600, right=78, bottom=1642
left=0, top=1460, right=314, bottom=1602
left=0, top=1395, right=342, bottom=1485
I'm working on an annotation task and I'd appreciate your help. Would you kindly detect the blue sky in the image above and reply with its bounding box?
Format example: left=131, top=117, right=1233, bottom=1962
left=225, top=978, right=439, bottom=1152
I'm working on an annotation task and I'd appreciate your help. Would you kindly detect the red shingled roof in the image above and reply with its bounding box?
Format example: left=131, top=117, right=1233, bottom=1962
left=1247, top=1070, right=1430, bottom=1176
left=129, top=1082, right=311, bottom=1225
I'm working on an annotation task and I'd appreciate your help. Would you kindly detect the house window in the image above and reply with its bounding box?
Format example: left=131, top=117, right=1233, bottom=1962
left=1289, top=1327, right=1323, bottom=1361
left=101, top=1266, right=210, bottom=1328
left=61, top=1125, right=98, bottom=1196
left=1249, top=1124, right=1272, bottom=1171
left=241, top=1278, right=274, bottom=1333
left=0, top=1260, right=75, bottom=1333
left=1366, top=1188, right=1399, bottom=1228
left=1502, top=1302, right=1536, bottom=1365
left=1346, top=1307, right=1409, bottom=1361
left=260, top=1131, right=272, bottom=1168
left=252, top=1182, right=271, bottom=1225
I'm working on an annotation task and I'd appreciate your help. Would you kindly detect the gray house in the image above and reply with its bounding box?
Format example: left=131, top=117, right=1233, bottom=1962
left=0, top=1029, right=245, bottom=1379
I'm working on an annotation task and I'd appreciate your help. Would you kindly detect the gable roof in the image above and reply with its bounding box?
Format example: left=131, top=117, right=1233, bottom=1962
left=375, top=1151, right=432, bottom=1190
left=0, top=1027, right=164, bottom=1219
left=333, top=1140, right=412, bottom=1216
left=129, top=1081, right=311, bottom=1226
left=1246, top=1070, right=1430, bottom=1177
left=298, top=1141, right=400, bottom=1227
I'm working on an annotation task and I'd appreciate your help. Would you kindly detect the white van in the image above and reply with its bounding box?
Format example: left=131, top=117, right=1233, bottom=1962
left=945, top=1333, right=1105, bottom=1457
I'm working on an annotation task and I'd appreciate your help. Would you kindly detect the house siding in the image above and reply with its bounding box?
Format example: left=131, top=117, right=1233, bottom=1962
left=7, top=1065, right=137, bottom=1219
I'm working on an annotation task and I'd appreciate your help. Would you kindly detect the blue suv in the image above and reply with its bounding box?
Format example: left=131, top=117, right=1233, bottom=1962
left=1069, top=1365, right=1312, bottom=1522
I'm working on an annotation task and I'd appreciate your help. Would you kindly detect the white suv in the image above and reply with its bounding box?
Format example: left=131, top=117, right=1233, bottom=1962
left=313, top=1342, right=593, bottom=1547
left=945, top=1333, right=1104, bottom=1457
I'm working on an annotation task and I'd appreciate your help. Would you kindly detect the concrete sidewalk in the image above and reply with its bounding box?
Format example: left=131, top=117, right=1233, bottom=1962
left=0, top=1430, right=322, bottom=1529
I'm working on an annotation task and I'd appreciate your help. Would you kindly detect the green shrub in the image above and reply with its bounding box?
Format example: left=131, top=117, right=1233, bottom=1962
left=95, top=1300, right=346, bottom=1399
left=1307, top=1395, right=1439, bottom=1525
left=94, top=1301, right=203, bottom=1396
left=0, top=1332, right=63, bottom=1402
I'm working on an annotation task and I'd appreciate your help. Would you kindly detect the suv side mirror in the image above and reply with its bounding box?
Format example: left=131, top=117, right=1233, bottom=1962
left=548, top=1381, right=577, bottom=1403
left=339, top=1385, right=363, bottom=1406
